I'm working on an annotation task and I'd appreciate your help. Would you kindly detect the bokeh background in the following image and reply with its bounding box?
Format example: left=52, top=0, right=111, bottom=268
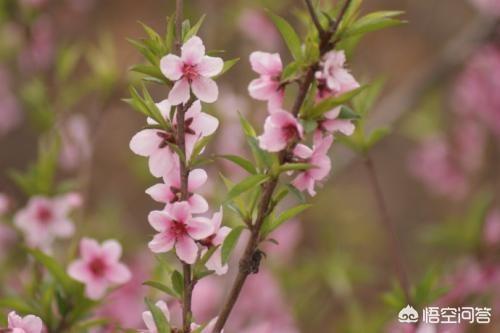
left=1, top=0, right=500, bottom=332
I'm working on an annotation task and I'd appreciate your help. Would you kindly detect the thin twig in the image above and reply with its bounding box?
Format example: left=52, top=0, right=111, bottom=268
left=364, top=154, right=411, bottom=304
left=304, top=0, right=324, bottom=36
left=211, top=1, right=353, bottom=332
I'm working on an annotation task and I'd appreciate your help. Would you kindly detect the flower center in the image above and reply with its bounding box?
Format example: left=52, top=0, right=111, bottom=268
left=36, top=206, right=53, bottom=225
left=182, top=63, right=199, bottom=82
left=169, top=187, right=194, bottom=204
left=170, top=220, right=188, bottom=239
left=157, top=131, right=176, bottom=149
left=89, top=257, right=107, bottom=277
left=199, top=234, right=216, bottom=247
left=283, top=124, right=299, bottom=141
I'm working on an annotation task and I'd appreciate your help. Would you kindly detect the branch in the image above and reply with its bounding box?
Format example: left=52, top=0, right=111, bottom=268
left=211, top=1, right=353, bottom=332
left=304, top=0, right=324, bottom=36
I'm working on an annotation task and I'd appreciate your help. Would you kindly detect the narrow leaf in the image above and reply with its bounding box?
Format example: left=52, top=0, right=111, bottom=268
left=221, top=226, right=245, bottom=264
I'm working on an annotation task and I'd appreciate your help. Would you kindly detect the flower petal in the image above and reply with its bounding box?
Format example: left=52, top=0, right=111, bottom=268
left=129, top=129, right=161, bottom=157
left=149, top=148, right=176, bottom=178
left=249, top=51, right=282, bottom=76
left=168, top=78, right=191, bottom=106
left=175, top=236, right=198, bottom=264
left=187, top=217, right=214, bottom=239
left=160, top=54, right=183, bottom=81
left=188, top=194, right=209, bottom=214
left=146, top=183, right=174, bottom=203
left=106, top=262, right=131, bottom=284
left=188, top=169, right=208, bottom=190
left=80, top=238, right=101, bottom=260
left=148, top=211, right=172, bottom=232
left=101, top=239, right=122, bottom=262
left=181, top=36, right=205, bottom=64
left=197, top=56, right=224, bottom=77
left=149, top=232, right=175, bottom=253
left=191, top=77, right=218, bottom=103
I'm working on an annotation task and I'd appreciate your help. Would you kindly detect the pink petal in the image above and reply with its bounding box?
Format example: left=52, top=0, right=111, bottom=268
left=80, top=238, right=101, bottom=260
left=324, top=107, right=341, bottom=120
left=211, top=208, right=224, bottom=232
left=105, top=262, right=131, bottom=284
left=129, top=130, right=161, bottom=157
left=52, top=219, right=75, bottom=237
left=181, top=36, right=205, bottom=64
left=249, top=51, right=282, bottom=76
left=258, top=127, right=286, bottom=152
left=101, top=239, right=122, bottom=262
left=313, top=133, right=334, bottom=156
left=191, top=112, right=219, bottom=136
left=187, top=217, right=214, bottom=239
left=197, top=56, right=224, bottom=77
left=205, top=247, right=227, bottom=275
left=149, top=148, right=176, bottom=178
left=270, top=110, right=296, bottom=127
left=146, top=183, right=174, bottom=203
left=20, top=315, right=43, bottom=333
left=175, top=236, right=198, bottom=264
left=188, top=194, right=209, bottom=214
left=323, top=119, right=355, bottom=136
left=160, top=54, right=183, bottom=81
left=168, top=78, right=191, bottom=106
left=248, top=78, right=280, bottom=101
left=292, top=173, right=315, bottom=195
left=191, top=76, right=218, bottom=103
left=188, top=169, right=208, bottom=190
left=85, top=278, right=109, bottom=300
left=168, top=201, right=191, bottom=222
left=294, top=144, right=313, bottom=159
left=142, top=311, right=156, bottom=331
left=68, top=260, right=92, bottom=282
left=149, top=232, right=175, bottom=253
left=148, top=211, right=172, bottom=232
left=213, top=226, right=231, bottom=246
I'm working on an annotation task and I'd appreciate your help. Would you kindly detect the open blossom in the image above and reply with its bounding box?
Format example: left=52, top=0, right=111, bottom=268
left=142, top=300, right=170, bottom=333
left=14, top=193, right=81, bottom=249
left=146, top=168, right=209, bottom=214
left=316, top=50, right=359, bottom=97
left=161, top=36, right=223, bottom=105
left=317, top=106, right=355, bottom=136
left=148, top=201, right=213, bottom=264
left=248, top=51, right=284, bottom=109
left=199, top=208, right=231, bottom=275
left=68, top=238, right=131, bottom=300
left=258, top=110, right=303, bottom=152
left=7, top=311, right=43, bottom=333
left=292, top=133, right=333, bottom=196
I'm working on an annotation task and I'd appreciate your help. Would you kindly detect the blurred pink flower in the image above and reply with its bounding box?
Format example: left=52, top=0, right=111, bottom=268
left=147, top=202, right=213, bottom=263
left=238, top=9, right=280, bottom=49
left=248, top=51, right=284, bottom=109
left=142, top=300, right=170, bottom=333
left=484, top=209, right=500, bottom=246
left=59, top=114, right=92, bottom=171
left=316, top=50, right=359, bottom=97
left=199, top=208, right=231, bottom=275
left=469, top=0, right=500, bottom=16
left=292, top=133, right=333, bottom=196
left=453, top=44, right=500, bottom=136
left=258, top=110, right=303, bottom=152
left=264, top=219, right=302, bottom=263
left=7, top=311, right=43, bottom=333
left=146, top=168, right=209, bottom=214
left=96, top=255, right=151, bottom=329
left=161, top=36, right=223, bottom=105
left=190, top=318, right=222, bottom=333
left=192, top=276, right=223, bottom=322
left=68, top=238, right=131, bottom=300
left=14, top=193, right=81, bottom=250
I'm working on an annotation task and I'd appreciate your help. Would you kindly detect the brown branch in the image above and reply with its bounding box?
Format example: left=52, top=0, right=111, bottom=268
left=304, top=0, right=324, bottom=36
left=364, top=154, right=411, bottom=304
left=211, top=1, right=353, bottom=332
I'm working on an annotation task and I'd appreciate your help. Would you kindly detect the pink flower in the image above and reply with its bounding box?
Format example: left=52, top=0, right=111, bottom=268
left=248, top=51, right=284, bottom=109
left=148, top=202, right=213, bottom=264
left=146, top=168, right=209, bottom=214
left=7, top=311, right=43, bottom=333
left=317, top=106, right=355, bottom=136
left=190, top=317, right=222, bottom=333
left=258, top=110, right=303, bottom=152
left=199, top=208, right=231, bottom=275
left=129, top=100, right=178, bottom=178
left=315, top=50, right=359, bottom=97
left=161, top=36, right=223, bottom=105
left=142, top=300, right=170, bottom=333
left=484, top=209, right=500, bottom=247
left=172, top=100, right=219, bottom=157
left=292, top=133, right=333, bottom=196
left=14, top=193, right=81, bottom=250
left=238, top=9, right=280, bottom=49
left=68, top=238, right=131, bottom=300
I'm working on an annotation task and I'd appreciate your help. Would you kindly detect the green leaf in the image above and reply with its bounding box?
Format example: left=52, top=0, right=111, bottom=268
left=131, top=64, right=168, bottom=84
left=344, top=11, right=405, bottom=38
left=165, top=15, right=175, bottom=52
left=184, top=15, right=206, bottom=41
left=238, top=112, right=257, bottom=137
left=216, top=58, right=240, bottom=77
left=56, top=45, right=81, bottom=82
left=171, top=271, right=184, bottom=297
left=218, top=155, right=257, bottom=174
left=221, top=226, right=245, bottom=264
left=268, top=11, right=302, bottom=60
left=262, top=204, right=311, bottom=236
left=27, top=248, right=80, bottom=295
left=189, top=135, right=213, bottom=164
left=143, top=281, right=178, bottom=298
left=0, top=297, right=36, bottom=314
left=145, top=298, right=170, bottom=333
left=225, top=174, right=270, bottom=203
left=279, top=163, right=312, bottom=173
left=338, top=105, right=360, bottom=120
left=305, top=86, right=367, bottom=119
left=181, top=19, right=191, bottom=40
